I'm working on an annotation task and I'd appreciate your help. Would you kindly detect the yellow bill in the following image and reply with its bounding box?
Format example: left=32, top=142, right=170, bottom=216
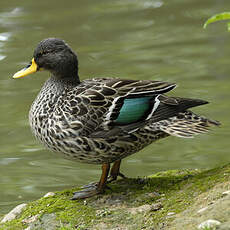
left=13, top=58, right=38, bottom=79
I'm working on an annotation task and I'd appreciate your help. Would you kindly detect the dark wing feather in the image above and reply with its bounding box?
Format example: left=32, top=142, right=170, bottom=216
left=76, top=78, right=176, bottom=137
left=151, top=95, right=209, bottom=123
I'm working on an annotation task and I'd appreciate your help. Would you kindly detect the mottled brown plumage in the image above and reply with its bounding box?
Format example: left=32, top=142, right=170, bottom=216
left=13, top=38, right=220, bottom=199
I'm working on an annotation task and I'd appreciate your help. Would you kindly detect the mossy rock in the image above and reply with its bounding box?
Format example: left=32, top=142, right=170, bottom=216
left=1, top=164, right=230, bottom=230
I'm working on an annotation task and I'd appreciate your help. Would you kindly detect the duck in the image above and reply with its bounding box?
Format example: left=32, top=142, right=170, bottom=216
left=13, top=38, right=220, bottom=199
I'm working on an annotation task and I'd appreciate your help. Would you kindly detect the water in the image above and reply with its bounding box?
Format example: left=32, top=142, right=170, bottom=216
left=0, top=0, right=229, bottom=213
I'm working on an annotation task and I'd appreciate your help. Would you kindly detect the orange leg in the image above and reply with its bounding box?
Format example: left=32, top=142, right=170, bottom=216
left=72, top=163, right=110, bottom=200
left=108, top=160, right=127, bottom=183
left=97, top=163, right=110, bottom=191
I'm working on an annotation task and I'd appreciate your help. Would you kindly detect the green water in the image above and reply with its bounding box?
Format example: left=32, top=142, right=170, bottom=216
left=0, top=0, right=229, bottom=213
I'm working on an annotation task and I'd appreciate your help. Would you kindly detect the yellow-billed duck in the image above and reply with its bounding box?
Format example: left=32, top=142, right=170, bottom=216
left=13, top=38, right=220, bottom=199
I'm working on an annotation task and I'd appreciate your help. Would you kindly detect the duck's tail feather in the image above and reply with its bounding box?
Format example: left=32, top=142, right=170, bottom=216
left=157, top=110, right=220, bottom=138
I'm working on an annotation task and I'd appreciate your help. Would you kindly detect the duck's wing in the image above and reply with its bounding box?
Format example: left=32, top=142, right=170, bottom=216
left=63, top=78, right=219, bottom=138
left=76, top=78, right=176, bottom=137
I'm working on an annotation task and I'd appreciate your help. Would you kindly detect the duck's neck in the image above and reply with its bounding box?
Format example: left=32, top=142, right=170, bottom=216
left=50, top=74, right=81, bottom=87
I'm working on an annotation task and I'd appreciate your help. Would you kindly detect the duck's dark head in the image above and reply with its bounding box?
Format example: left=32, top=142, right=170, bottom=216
left=13, top=38, right=80, bottom=82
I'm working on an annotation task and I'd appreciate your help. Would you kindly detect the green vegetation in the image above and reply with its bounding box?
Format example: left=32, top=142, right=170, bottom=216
left=0, top=164, right=230, bottom=229
left=204, top=12, right=230, bottom=31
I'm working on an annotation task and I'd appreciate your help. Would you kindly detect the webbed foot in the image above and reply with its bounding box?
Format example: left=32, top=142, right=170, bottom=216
left=71, top=184, right=100, bottom=199
left=71, top=163, right=110, bottom=200
left=107, top=172, right=127, bottom=183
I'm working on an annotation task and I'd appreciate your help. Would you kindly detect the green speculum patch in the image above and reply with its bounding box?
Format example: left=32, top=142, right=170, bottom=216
left=115, top=96, right=153, bottom=124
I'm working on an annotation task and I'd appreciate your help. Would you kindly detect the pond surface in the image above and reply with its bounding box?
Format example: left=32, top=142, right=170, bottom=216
left=0, top=0, right=229, bottom=213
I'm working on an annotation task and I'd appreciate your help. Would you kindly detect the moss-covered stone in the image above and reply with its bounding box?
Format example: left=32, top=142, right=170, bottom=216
left=1, top=164, right=230, bottom=230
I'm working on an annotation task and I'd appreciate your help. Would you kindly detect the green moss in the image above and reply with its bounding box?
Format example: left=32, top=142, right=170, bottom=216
left=1, top=164, right=230, bottom=230
left=0, top=188, right=96, bottom=230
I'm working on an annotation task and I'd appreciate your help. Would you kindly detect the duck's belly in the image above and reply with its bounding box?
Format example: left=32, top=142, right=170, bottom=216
left=29, top=111, right=167, bottom=164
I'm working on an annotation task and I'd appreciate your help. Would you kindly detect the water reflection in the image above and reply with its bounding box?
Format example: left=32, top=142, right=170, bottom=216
left=0, top=158, right=19, bottom=165
left=0, top=0, right=229, bottom=214
left=0, top=7, right=23, bottom=25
